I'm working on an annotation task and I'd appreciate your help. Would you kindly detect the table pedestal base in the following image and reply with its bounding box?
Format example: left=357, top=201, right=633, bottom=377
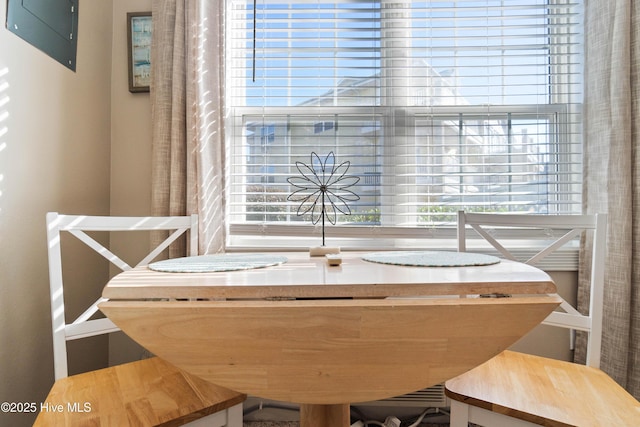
left=300, top=403, right=350, bottom=427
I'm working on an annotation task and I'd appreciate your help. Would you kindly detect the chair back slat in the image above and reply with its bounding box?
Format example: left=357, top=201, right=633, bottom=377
left=139, top=227, right=191, bottom=267
left=65, top=317, right=119, bottom=341
left=525, top=228, right=583, bottom=265
left=457, top=210, right=606, bottom=368
left=586, top=213, right=607, bottom=368
left=71, top=297, right=112, bottom=326
left=46, top=212, right=198, bottom=380
left=468, top=223, right=516, bottom=260
left=68, top=229, right=133, bottom=271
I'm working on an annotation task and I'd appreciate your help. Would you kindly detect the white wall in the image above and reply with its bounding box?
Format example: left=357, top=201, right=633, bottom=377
left=0, top=2, right=113, bottom=426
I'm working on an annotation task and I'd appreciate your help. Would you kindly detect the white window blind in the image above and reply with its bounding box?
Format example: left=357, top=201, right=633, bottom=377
left=225, top=0, right=583, bottom=247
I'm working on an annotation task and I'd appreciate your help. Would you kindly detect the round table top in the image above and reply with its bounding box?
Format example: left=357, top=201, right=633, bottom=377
left=104, top=251, right=555, bottom=300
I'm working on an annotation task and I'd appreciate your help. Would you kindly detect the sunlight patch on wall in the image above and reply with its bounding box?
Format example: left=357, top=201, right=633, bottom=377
left=0, top=66, right=9, bottom=213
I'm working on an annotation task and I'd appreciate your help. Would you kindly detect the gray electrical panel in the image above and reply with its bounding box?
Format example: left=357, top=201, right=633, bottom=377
left=6, top=0, right=79, bottom=71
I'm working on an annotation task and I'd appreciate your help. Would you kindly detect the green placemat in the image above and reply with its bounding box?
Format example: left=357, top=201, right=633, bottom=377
left=148, top=254, right=288, bottom=273
left=362, top=251, right=500, bottom=267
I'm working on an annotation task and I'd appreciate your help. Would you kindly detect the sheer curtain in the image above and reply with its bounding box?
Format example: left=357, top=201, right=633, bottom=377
left=150, top=0, right=226, bottom=255
left=581, top=0, right=640, bottom=398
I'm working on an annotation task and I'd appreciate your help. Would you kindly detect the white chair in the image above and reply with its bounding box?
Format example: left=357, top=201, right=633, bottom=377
left=456, top=211, right=606, bottom=366
left=446, top=211, right=640, bottom=426
left=35, top=212, right=245, bottom=427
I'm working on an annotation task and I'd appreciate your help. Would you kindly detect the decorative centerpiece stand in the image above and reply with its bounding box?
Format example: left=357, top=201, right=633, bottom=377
left=287, top=152, right=359, bottom=256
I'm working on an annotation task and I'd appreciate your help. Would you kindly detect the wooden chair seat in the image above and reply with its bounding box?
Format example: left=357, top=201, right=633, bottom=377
left=447, top=212, right=640, bottom=426
left=34, top=356, right=246, bottom=427
left=445, top=350, right=640, bottom=427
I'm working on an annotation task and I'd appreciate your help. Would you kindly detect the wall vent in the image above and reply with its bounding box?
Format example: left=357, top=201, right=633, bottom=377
left=360, top=385, right=448, bottom=408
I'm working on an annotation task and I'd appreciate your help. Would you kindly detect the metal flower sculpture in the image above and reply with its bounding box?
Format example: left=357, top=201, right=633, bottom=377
left=287, top=152, right=360, bottom=246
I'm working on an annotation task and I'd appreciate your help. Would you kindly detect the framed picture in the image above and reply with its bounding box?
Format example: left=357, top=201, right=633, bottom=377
left=127, top=12, right=152, bottom=93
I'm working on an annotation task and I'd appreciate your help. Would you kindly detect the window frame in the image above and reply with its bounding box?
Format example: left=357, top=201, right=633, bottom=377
left=224, top=0, right=584, bottom=254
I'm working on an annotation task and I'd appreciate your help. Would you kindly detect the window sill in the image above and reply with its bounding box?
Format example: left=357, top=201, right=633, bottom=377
left=227, top=225, right=580, bottom=272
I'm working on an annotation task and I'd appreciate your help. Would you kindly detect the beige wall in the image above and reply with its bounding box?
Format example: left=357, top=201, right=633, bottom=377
left=108, top=0, right=154, bottom=366
left=0, top=1, right=149, bottom=425
left=0, top=1, right=578, bottom=425
left=111, top=0, right=153, bottom=218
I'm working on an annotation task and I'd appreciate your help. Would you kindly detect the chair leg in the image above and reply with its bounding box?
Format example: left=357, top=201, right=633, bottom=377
left=183, top=410, right=228, bottom=427
left=182, top=403, right=243, bottom=427
left=227, top=403, right=244, bottom=427
left=449, top=400, right=470, bottom=427
left=450, top=400, right=544, bottom=427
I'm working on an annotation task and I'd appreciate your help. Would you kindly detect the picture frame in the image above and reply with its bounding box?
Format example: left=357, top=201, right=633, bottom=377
left=127, top=12, right=152, bottom=93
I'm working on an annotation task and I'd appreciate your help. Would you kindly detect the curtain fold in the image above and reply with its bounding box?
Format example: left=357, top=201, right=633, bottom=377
left=151, top=0, right=226, bottom=255
left=580, top=0, right=640, bottom=398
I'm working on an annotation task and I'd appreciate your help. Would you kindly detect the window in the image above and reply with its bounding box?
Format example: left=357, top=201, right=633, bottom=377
left=225, top=0, right=583, bottom=248
left=314, top=121, right=335, bottom=134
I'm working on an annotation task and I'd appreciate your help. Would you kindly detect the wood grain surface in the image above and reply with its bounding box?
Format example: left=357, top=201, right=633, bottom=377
left=445, top=350, right=640, bottom=427
left=100, top=250, right=560, bottom=427
left=100, top=296, right=560, bottom=405
left=34, top=357, right=246, bottom=427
